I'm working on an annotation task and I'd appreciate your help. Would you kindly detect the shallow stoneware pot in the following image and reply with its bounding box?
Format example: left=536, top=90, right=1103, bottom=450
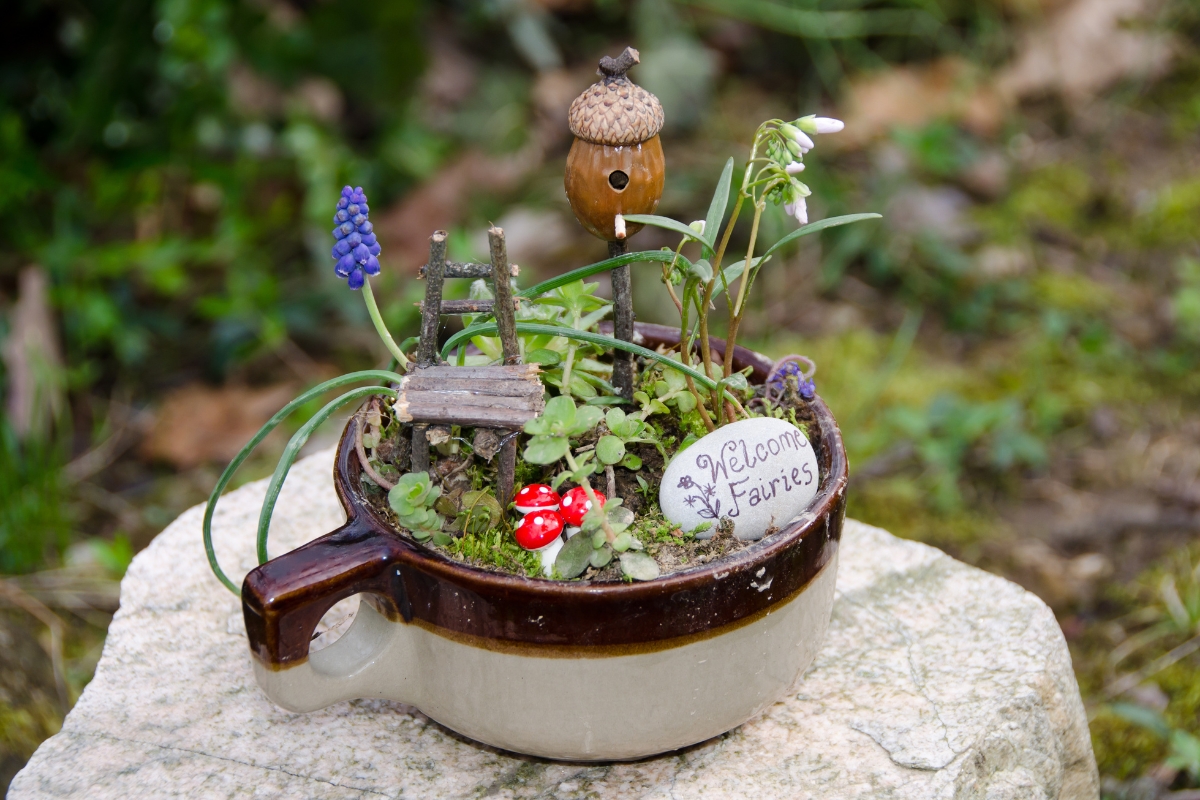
left=242, top=324, right=848, bottom=761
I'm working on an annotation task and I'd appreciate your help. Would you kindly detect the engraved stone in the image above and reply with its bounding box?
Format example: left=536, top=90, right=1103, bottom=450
left=659, top=417, right=820, bottom=540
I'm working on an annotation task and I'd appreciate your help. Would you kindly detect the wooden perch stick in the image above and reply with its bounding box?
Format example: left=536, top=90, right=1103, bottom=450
left=487, top=226, right=521, bottom=508
left=418, top=298, right=522, bottom=317
left=609, top=238, right=635, bottom=400
left=488, top=227, right=521, bottom=366
left=413, top=230, right=447, bottom=472
left=420, top=261, right=519, bottom=280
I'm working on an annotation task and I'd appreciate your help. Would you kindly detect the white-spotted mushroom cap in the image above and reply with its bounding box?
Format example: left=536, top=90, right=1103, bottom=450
left=567, top=47, right=665, bottom=147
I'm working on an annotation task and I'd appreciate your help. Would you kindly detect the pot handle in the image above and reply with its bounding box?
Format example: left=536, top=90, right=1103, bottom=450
left=241, top=514, right=410, bottom=670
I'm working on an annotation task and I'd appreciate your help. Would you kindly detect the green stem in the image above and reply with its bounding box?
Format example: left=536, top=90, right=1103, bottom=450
left=679, top=282, right=715, bottom=432
left=256, top=385, right=399, bottom=564
left=563, top=450, right=615, bottom=543
left=560, top=344, right=577, bottom=396
left=203, top=370, right=405, bottom=595
left=725, top=199, right=765, bottom=377
left=362, top=278, right=409, bottom=370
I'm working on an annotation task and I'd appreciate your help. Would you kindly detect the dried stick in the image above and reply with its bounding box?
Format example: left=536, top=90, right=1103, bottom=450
left=488, top=226, right=521, bottom=508
left=354, top=401, right=396, bottom=490
left=413, top=231, right=448, bottom=472
left=609, top=239, right=635, bottom=400
left=416, top=231, right=448, bottom=366
left=488, top=226, right=521, bottom=366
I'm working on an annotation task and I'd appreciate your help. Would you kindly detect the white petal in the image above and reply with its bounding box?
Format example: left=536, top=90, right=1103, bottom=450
left=785, top=161, right=805, bottom=174
left=795, top=130, right=815, bottom=149
left=784, top=201, right=797, bottom=218
left=812, top=117, right=844, bottom=134
left=794, top=197, right=808, bottom=224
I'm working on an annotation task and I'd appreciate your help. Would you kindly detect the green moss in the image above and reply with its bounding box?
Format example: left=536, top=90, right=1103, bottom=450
left=1091, top=708, right=1167, bottom=780
left=0, top=698, right=60, bottom=762
left=443, top=526, right=542, bottom=577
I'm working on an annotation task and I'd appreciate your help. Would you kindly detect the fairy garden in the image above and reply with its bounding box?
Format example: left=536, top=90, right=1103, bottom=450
left=203, top=46, right=879, bottom=591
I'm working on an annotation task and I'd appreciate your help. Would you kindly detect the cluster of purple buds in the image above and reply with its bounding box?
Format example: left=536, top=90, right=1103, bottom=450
left=331, top=186, right=381, bottom=290
left=767, top=358, right=816, bottom=401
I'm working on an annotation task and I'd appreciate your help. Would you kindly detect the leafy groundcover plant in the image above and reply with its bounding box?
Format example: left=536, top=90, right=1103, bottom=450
left=204, top=117, right=879, bottom=592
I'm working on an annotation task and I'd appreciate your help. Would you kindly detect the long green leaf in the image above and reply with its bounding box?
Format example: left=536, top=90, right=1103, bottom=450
left=759, top=213, right=882, bottom=261
left=256, top=385, right=399, bottom=565
left=440, top=323, right=740, bottom=402
left=622, top=214, right=711, bottom=248
left=703, top=158, right=735, bottom=257
left=518, top=250, right=687, bottom=300
left=203, top=370, right=405, bottom=595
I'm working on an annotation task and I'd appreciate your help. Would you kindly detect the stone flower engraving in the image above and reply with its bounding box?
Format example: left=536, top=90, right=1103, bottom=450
left=677, top=475, right=721, bottom=519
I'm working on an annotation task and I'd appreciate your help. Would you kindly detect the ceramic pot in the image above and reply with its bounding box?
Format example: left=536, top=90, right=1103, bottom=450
left=241, top=325, right=847, bottom=761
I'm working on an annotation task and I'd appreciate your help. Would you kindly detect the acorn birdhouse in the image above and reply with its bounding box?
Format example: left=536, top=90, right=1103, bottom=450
left=564, top=47, right=665, bottom=242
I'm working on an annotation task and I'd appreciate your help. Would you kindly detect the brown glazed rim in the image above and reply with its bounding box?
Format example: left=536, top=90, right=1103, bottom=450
left=242, top=324, right=847, bottom=668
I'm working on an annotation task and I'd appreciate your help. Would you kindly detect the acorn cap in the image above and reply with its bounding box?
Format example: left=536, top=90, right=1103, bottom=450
left=567, top=47, right=664, bottom=147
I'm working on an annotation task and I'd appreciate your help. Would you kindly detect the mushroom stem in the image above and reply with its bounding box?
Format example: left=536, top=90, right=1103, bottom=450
left=609, top=238, right=635, bottom=400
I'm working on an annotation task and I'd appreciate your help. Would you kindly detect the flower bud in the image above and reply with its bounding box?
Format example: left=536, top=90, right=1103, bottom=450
left=353, top=243, right=370, bottom=263
left=336, top=253, right=356, bottom=276
left=780, top=124, right=815, bottom=151
left=785, top=161, right=805, bottom=174
left=364, top=255, right=381, bottom=275
left=688, top=220, right=706, bottom=235
left=347, top=267, right=365, bottom=290
left=796, top=115, right=844, bottom=134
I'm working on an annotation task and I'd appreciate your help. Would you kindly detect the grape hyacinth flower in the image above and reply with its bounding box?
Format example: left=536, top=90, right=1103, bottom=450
left=767, top=356, right=816, bottom=402
left=331, top=185, right=381, bottom=290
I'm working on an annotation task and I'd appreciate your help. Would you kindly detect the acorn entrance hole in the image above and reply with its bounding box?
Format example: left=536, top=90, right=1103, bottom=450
left=608, top=170, right=629, bottom=191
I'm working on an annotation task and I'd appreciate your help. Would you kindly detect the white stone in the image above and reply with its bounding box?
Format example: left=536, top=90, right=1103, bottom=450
left=660, top=417, right=820, bottom=540
left=11, top=447, right=1099, bottom=800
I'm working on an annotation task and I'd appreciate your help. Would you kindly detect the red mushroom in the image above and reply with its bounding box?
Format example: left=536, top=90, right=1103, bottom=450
left=515, top=510, right=565, bottom=551
left=559, top=487, right=605, bottom=528
left=514, top=484, right=561, bottom=515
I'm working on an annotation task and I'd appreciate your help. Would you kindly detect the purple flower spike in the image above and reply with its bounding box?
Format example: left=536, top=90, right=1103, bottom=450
left=797, top=377, right=816, bottom=400
left=331, top=186, right=381, bottom=287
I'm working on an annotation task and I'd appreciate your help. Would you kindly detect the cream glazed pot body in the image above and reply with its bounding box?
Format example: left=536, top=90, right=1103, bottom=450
left=252, top=550, right=839, bottom=761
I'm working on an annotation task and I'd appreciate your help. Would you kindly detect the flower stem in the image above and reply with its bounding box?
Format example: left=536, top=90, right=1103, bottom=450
left=563, top=450, right=616, bottom=543
left=724, top=199, right=765, bottom=377
left=362, top=278, right=410, bottom=370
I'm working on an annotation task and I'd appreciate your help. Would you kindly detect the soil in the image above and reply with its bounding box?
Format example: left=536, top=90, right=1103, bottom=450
left=360, top=373, right=826, bottom=582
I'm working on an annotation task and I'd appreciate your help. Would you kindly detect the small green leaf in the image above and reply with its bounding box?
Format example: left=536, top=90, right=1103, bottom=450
left=590, top=546, right=614, bottom=568
left=523, top=436, right=570, bottom=464
left=688, top=259, right=713, bottom=283
left=526, top=348, right=561, bottom=366
left=620, top=551, right=660, bottom=581
left=605, top=408, right=627, bottom=431
left=431, top=532, right=453, bottom=546
left=622, top=214, right=710, bottom=245
left=555, top=533, right=595, bottom=579
left=592, top=530, right=606, bottom=548
left=612, top=531, right=632, bottom=552
left=758, top=213, right=883, bottom=262
left=621, top=453, right=643, bottom=470
left=704, top=158, right=734, bottom=256
left=672, top=391, right=697, bottom=413
left=677, top=433, right=700, bottom=453
left=542, top=395, right=577, bottom=428
left=596, top=435, right=626, bottom=465
left=570, top=405, right=604, bottom=435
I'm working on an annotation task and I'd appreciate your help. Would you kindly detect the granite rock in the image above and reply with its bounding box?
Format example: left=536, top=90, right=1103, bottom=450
left=660, top=417, right=820, bottom=540
left=11, top=447, right=1099, bottom=799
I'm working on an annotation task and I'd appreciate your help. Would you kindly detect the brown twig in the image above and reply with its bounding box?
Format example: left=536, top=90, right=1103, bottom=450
left=0, top=579, right=69, bottom=708
left=354, top=401, right=396, bottom=490
left=1103, top=632, right=1200, bottom=699
left=488, top=226, right=521, bottom=366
